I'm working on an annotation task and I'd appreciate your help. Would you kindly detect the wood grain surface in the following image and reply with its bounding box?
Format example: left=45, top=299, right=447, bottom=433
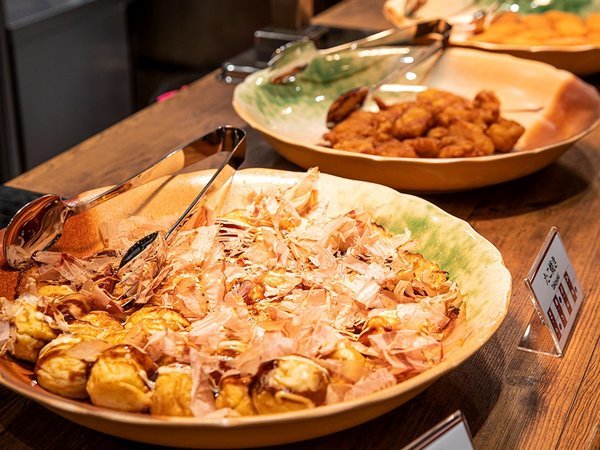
left=2, top=1, right=599, bottom=449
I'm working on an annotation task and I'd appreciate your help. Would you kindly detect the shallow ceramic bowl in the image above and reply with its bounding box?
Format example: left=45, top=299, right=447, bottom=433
left=0, top=169, right=511, bottom=448
left=383, top=0, right=600, bottom=75
left=233, top=48, right=600, bottom=193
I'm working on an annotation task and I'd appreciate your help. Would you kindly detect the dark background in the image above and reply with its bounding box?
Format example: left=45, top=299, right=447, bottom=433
left=0, top=0, right=339, bottom=183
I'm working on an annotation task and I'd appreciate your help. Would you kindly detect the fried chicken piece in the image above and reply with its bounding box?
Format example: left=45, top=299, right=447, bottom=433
left=392, top=106, right=433, bottom=139
left=436, top=104, right=486, bottom=129
left=546, top=12, right=586, bottom=37
left=374, top=103, right=415, bottom=140
left=427, top=127, right=449, bottom=139
left=473, top=10, right=597, bottom=46
left=324, top=111, right=378, bottom=146
left=520, top=14, right=551, bottom=29
left=587, top=13, right=600, bottom=31
left=491, top=11, right=520, bottom=25
left=473, top=23, right=524, bottom=44
left=503, top=29, right=555, bottom=46
left=447, top=120, right=495, bottom=157
left=473, top=90, right=500, bottom=125
left=373, top=117, right=394, bottom=142
left=404, top=137, right=440, bottom=158
left=486, top=118, right=525, bottom=153
left=381, top=102, right=413, bottom=118
left=371, top=139, right=417, bottom=157
left=416, top=89, right=468, bottom=114
left=438, top=136, right=475, bottom=158
left=322, top=87, right=525, bottom=159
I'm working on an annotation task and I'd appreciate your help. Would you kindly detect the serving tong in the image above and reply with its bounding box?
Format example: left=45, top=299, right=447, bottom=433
left=3, top=126, right=246, bottom=270
left=269, top=19, right=449, bottom=85
left=325, top=20, right=451, bottom=127
left=118, top=126, right=245, bottom=270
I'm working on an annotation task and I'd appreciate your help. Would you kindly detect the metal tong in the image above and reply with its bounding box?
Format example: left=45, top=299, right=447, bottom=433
left=269, top=19, right=451, bottom=86
left=118, top=126, right=245, bottom=269
left=3, top=126, right=246, bottom=270
left=326, top=20, right=451, bottom=127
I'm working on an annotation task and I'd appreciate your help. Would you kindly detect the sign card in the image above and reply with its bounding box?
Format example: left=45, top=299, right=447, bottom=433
left=522, top=227, right=584, bottom=356
left=402, top=411, right=474, bottom=450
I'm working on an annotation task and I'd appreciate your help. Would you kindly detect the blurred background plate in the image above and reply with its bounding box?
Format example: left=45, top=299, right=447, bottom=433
left=0, top=168, right=510, bottom=448
left=383, top=0, right=600, bottom=75
left=233, top=48, right=600, bottom=193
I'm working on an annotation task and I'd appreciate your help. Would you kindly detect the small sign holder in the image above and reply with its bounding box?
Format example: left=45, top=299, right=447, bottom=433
left=401, top=410, right=474, bottom=450
left=518, top=227, right=584, bottom=357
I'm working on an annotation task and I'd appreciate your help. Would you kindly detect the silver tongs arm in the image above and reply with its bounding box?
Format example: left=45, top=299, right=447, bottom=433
left=269, top=19, right=451, bottom=85
left=165, top=127, right=245, bottom=240
left=324, top=19, right=451, bottom=55
left=118, top=126, right=246, bottom=269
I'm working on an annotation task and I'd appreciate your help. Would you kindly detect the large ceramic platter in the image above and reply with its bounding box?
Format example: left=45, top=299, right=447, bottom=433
left=233, top=48, right=600, bottom=193
left=383, top=0, right=600, bottom=75
left=0, top=169, right=511, bottom=448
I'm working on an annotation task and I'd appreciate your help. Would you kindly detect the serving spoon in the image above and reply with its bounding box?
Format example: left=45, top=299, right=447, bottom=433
left=3, top=126, right=245, bottom=270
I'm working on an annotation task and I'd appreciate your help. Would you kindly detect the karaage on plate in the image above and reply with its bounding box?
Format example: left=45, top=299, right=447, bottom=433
left=323, top=89, right=525, bottom=158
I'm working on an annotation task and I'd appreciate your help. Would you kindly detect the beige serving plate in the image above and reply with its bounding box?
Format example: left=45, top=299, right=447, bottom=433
left=233, top=49, right=600, bottom=193
left=0, top=169, right=511, bottom=448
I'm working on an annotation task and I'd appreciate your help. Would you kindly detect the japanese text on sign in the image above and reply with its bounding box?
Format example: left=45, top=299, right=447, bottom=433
left=527, top=229, right=583, bottom=351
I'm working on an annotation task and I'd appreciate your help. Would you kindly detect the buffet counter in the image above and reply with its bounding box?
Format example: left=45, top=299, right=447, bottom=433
left=1, top=1, right=598, bottom=448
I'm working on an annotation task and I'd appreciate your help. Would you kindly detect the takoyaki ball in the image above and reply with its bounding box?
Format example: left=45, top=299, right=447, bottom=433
left=153, top=272, right=209, bottom=318
left=11, top=297, right=59, bottom=363
left=37, top=284, right=75, bottom=299
left=402, top=252, right=447, bottom=290
left=215, top=374, right=257, bottom=416
left=86, top=345, right=156, bottom=412
left=69, top=311, right=123, bottom=342
left=216, top=340, right=248, bottom=361
left=35, top=334, right=109, bottom=398
left=329, top=341, right=366, bottom=382
left=124, top=307, right=190, bottom=342
left=250, top=356, right=330, bottom=414
left=150, top=364, right=193, bottom=416
left=358, top=311, right=399, bottom=345
left=52, top=293, right=93, bottom=323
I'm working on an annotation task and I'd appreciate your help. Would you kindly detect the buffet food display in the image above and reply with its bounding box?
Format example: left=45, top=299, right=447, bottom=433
left=470, top=11, right=600, bottom=46
left=234, top=47, right=600, bottom=192
left=384, top=0, right=600, bottom=74
left=0, top=169, right=465, bottom=416
left=0, top=1, right=598, bottom=448
left=0, top=167, right=512, bottom=446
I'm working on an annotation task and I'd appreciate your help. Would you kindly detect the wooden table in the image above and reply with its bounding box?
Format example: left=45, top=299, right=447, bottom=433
left=2, top=1, right=599, bottom=449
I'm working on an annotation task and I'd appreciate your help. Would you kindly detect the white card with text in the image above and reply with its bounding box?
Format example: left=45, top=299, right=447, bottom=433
left=526, top=228, right=584, bottom=352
